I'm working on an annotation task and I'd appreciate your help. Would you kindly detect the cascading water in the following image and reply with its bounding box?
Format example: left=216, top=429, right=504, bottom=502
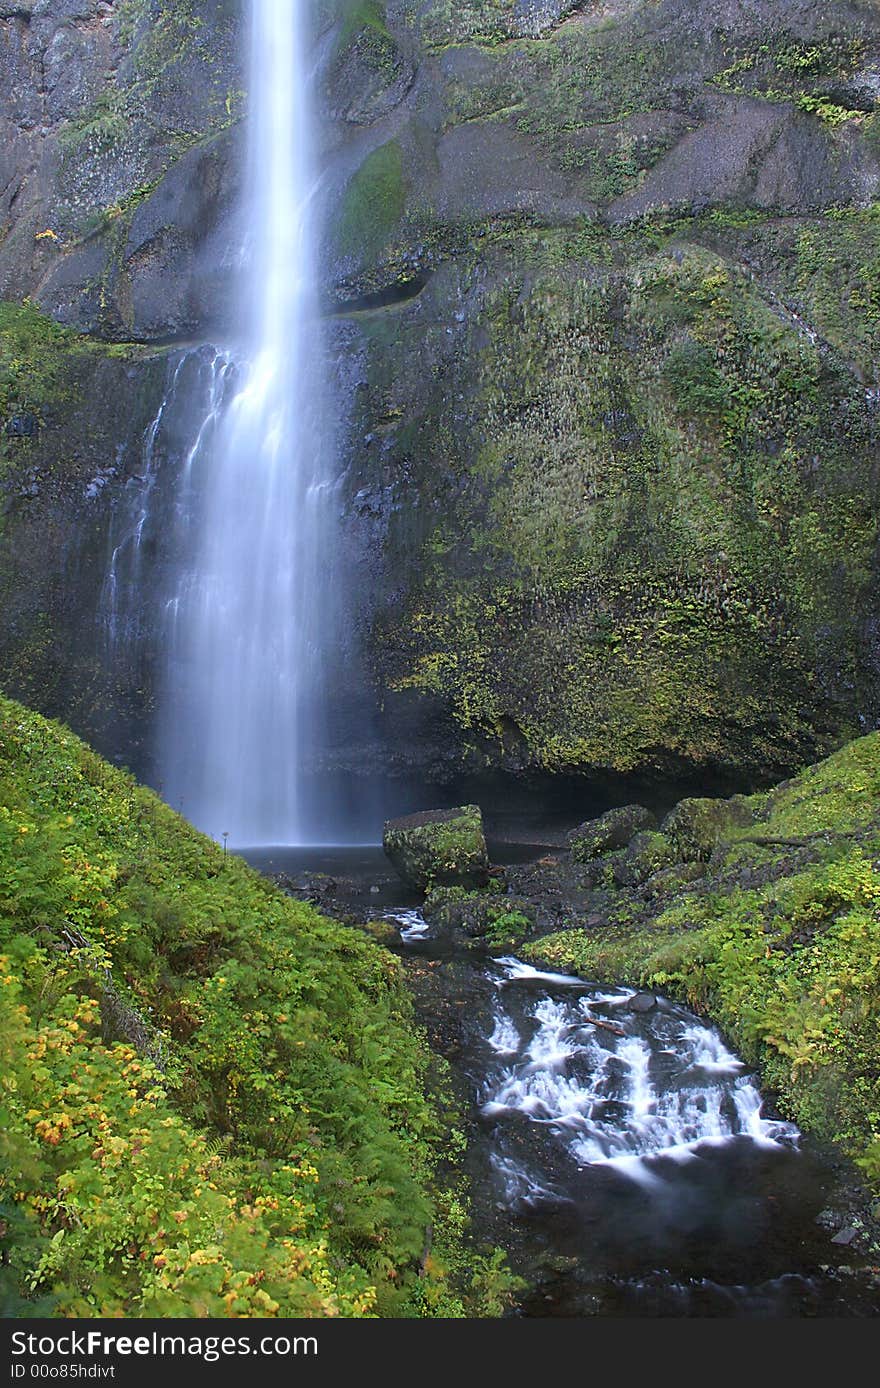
left=382, top=905, right=878, bottom=1316
left=480, top=958, right=799, bottom=1196
left=158, top=0, right=338, bottom=846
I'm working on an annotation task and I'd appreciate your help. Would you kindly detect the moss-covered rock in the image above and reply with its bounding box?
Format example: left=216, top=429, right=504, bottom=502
left=661, top=794, right=756, bottom=861
left=641, top=859, right=708, bottom=897
left=326, top=0, right=880, bottom=788
left=423, top=886, right=535, bottom=941
left=567, top=804, right=658, bottom=862
left=0, top=300, right=170, bottom=761
left=383, top=804, right=489, bottom=889
left=612, top=829, right=677, bottom=887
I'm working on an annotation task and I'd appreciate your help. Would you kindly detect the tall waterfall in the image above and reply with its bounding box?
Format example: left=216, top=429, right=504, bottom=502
left=159, top=0, right=338, bottom=846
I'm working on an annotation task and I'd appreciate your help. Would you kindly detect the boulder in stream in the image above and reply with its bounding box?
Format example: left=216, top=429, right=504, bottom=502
left=383, top=805, right=489, bottom=891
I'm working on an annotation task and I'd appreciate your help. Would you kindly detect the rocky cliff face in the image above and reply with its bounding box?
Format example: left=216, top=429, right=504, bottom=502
left=1, top=0, right=879, bottom=795
left=322, top=0, right=880, bottom=786
left=0, top=0, right=243, bottom=340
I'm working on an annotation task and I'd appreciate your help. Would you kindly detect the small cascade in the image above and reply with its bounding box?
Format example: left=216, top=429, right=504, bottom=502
left=100, top=348, right=231, bottom=681
left=480, top=957, right=798, bottom=1195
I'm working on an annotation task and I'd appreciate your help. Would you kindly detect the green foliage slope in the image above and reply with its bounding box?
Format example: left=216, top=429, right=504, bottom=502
left=0, top=693, right=504, bottom=1318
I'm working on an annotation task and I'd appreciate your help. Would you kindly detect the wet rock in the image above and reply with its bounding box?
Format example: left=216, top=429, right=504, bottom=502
left=567, top=805, right=657, bottom=863
left=273, top=871, right=338, bottom=906
left=830, top=1226, right=859, bottom=1246
left=424, top=888, right=536, bottom=941
left=328, top=21, right=415, bottom=126
left=627, top=992, right=658, bottom=1015
left=383, top=804, right=489, bottom=891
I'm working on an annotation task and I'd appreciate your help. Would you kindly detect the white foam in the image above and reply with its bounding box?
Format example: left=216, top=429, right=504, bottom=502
left=488, top=1011, right=520, bottom=1055
left=495, top=957, right=588, bottom=987
left=490, top=1154, right=561, bottom=1207
left=390, top=910, right=431, bottom=941
left=681, top=1023, right=746, bottom=1075
left=481, top=959, right=801, bottom=1195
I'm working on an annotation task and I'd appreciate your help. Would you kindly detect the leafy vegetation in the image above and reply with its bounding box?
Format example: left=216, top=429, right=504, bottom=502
left=0, top=694, right=512, bottom=1317
left=710, top=33, right=872, bottom=124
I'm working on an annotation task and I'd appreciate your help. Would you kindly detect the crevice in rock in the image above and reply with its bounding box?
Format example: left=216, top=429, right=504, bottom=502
left=329, top=273, right=430, bottom=316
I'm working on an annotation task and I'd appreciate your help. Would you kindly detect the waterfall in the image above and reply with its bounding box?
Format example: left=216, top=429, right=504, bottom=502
left=159, top=0, right=338, bottom=846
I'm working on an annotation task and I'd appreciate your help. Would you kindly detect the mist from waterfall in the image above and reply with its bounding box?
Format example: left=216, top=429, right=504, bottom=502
left=158, top=0, right=339, bottom=846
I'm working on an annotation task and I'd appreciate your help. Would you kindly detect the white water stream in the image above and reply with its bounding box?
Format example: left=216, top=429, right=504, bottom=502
left=483, top=956, right=799, bottom=1199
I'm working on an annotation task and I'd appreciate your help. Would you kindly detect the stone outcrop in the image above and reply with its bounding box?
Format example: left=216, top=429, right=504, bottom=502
left=567, top=804, right=658, bottom=862
left=0, top=0, right=244, bottom=341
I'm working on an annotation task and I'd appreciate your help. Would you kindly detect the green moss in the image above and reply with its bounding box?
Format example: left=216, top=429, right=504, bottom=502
left=0, top=302, right=87, bottom=424
left=790, top=206, right=880, bottom=379
left=338, top=140, right=407, bottom=263
left=384, top=806, right=488, bottom=890
left=0, top=694, right=514, bottom=1317
left=438, top=19, right=685, bottom=184
left=524, top=733, right=880, bottom=1184
left=57, top=89, right=129, bottom=155
left=380, top=241, right=877, bottom=780
left=0, top=300, right=154, bottom=429
left=662, top=796, right=754, bottom=861
left=326, top=0, right=401, bottom=87
left=337, top=0, right=391, bottom=49
left=417, top=0, right=520, bottom=50
left=662, top=341, right=729, bottom=417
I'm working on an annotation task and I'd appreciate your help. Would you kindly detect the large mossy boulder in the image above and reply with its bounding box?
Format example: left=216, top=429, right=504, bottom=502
left=567, top=804, right=657, bottom=863
left=661, top=794, right=755, bottom=861
left=423, top=887, right=536, bottom=941
left=382, top=805, right=489, bottom=891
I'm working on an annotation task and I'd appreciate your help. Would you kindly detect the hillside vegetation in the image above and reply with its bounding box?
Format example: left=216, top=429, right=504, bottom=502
left=0, top=693, right=508, bottom=1318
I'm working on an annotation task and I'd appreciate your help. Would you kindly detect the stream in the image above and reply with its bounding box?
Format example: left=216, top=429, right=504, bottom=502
left=245, top=845, right=879, bottom=1318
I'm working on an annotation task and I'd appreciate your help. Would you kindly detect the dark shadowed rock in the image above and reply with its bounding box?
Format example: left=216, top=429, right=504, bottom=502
left=627, top=992, right=658, bottom=1014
